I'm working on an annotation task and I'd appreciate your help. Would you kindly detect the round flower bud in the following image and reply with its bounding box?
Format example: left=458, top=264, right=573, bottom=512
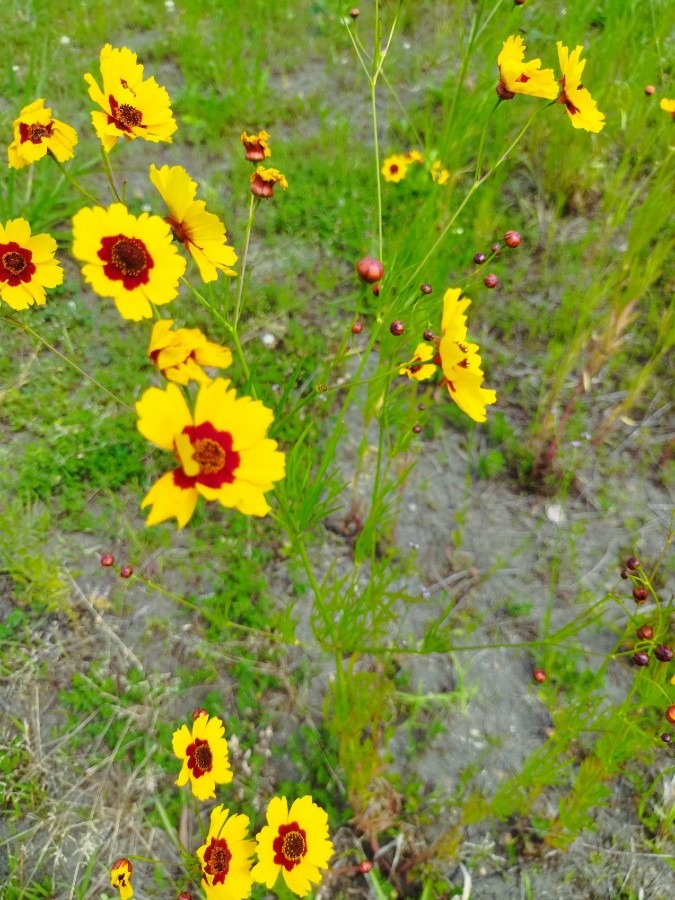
left=473, top=252, right=486, bottom=265
left=420, top=283, right=433, bottom=294
left=633, top=651, right=650, bottom=667
left=100, top=553, right=115, bottom=567
left=372, top=284, right=380, bottom=296
left=504, top=230, right=522, bottom=248
left=177, top=894, right=193, bottom=900
left=654, top=645, right=673, bottom=663
left=349, top=7, right=360, bottom=17
left=514, top=0, right=526, bottom=6
left=192, top=707, right=208, bottom=720
left=620, top=568, right=629, bottom=579
left=666, top=705, right=675, bottom=725
left=491, top=242, right=502, bottom=255
left=357, top=860, right=373, bottom=874
left=356, top=257, right=384, bottom=284
left=661, top=733, right=672, bottom=744
left=423, top=329, right=434, bottom=341
left=484, top=273, right=499, bottom=289
left=120, top=565, right=133, bottom=579
left=418, top=403, right=426, bottom=411
left=390, top=320, right=405, bottom=336
left=632, top=586, right=649, bottom=604
left=636, top=624, right=653, bottom=641
left=644, top=85, right=656, bottom=96
left=626, top=556, right=640, bottom=570
left=351, top=321, right=363, bottom=334
left=532, top=668, right=547, bottom=683
left=412, top=424, right=422, bottom=434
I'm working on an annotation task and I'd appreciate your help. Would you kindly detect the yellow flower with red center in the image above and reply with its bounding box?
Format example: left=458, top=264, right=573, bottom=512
left=659, top=98, right=675, bottom=118
left=399, top=288, right=496, bottom=422
left=381, top=153, right=409, bottom=183
left=136, top=378, right=286, bottom=527
left=0, top=218, right=63, bottom=310
left=430, top=160, right=450, bottom=185
left=84, top=44, right=177, bottom=152
left=149, top=164, right=237, bottom=283
left=241, top=130, right=271, bottom=161
left=172, top=711, right=233, bottom=801
left=110, top=858, right=133, bottom=900
left=71, top=203, right=186, bottom=320
left=556, top=43, right=605, bottom=133
left=8, top=99, right=78, bottom=169
left=149, top=319, right=232, bottom=385
left=250, top=166, right=288, bottom=198
left=197, top=805, right=256, bottom=900
left=497, top=35, right=558, bottom=101
left=252, top=795, right=334, bottom=897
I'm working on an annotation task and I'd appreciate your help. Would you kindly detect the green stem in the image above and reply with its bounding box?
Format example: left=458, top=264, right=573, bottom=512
left=371, top=3, right=384, bottom=260
left=49, top=154, right=100, bottom=204
left=234, top=193, right=257, bottom=328
left=474, top=98, right=502, bottom=184
left=100, top=146, right=122, bottom=202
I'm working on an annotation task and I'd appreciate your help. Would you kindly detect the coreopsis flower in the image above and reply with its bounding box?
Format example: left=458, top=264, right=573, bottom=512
left=197, top=805, right=256, bottom=900
left=84, top=44, right=177, bottom=152
left=71, top=203, right=186, bottom=320
left=497, top=35, right=558, bottom=100
left=405, top=149, right=424, bottom=164
left=241, top=130, right=271, bottom=161
left=172, top=711, right=233, bottom=801
left=250, top=166, right=288, bottom=198
left=149, top=164, right=237, bottom=282
left=7, top=99, right=78, bottom=169
left=136, top=378, right=286, bottom=527
left=659, top=98, right=675, bottom=118
left=399, top=288, right=496, bottom=422
left=430, top=160, right=450, bottom=185
left=110, top=858, right=133, bottom=900
left=149, top=319, right=232, bottom=385
left=381, top=153, right=409, bottom=183
left=556, top=43, right=605, bottom=133
left=252, top=795, right=334, bottom=897
left=0, top=218, right=63, bottom=310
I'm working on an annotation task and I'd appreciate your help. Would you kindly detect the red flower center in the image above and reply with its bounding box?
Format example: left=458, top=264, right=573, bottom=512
left=19, top=121, right=54, bottom=144
left=108, top=94, right=144, bottom=132
left=174, top=421, right=241, bottom=490
left=98, top=234, right=154, bottom=290
left=203, top=837, right=232, bottom=885
left=0, top=243, right=36, bottom=286
left=186, top=737, right=213, bottom=777
left=273, top=822, right=307, bottom=871
left=390, top=164, right=399, bottom=174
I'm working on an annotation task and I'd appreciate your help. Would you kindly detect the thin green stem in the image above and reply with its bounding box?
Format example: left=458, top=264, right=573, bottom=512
left=474, top=98, right=502, bottom=184
left=234, top=193, right=257, bottom=328
left=371, top=3, right=384, bottom=260
left=100, top=146, right=122, bottom=203
left=49, top=154, right=100, bottom=204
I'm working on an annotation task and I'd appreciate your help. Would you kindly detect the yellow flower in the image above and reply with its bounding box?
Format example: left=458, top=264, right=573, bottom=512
left=399, top=343, right=437, bottom=381
left=172, top=711, right=233, bottom=801
left=381, top=154, right=409, bottom=183
left=84, top=44, right=177, bottom=152
left=430, top=160, right=450, bottom=186
left=136, top=378, right=286, bottom=527
left=405, top=149, right=424, bottom=164
left=250, top=166, right=288, bottom=197
left=0, top=218, right=63, bottom=310
left=241, top=130, right=271, bottom=161
left=556, top=43, right=605, bottom=133
left=659, top=98, right=675, bottom=118
left=7, top=99, right=78, bottom=169
left=497, top=35, right=558, bottom=101
left=149, top=164, right=237, bottom=283
left=197, top=805, right=256, bottom=900
left=252, top=795, right=334, bottom=897
left=110, top=858, right=133, bottom=900
left=149, top=319, right=232, bottom=385
left=71, top=203, right=186, bottom=321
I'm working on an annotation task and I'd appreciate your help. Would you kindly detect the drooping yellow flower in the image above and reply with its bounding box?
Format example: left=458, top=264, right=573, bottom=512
left=0, top=218, right=63, bottom=310
left=149, top=319, right=232, bottom=385
left=136, top=378, right=286, bottom=527
left=659, top=98, right=675, bottom=119
left=252, top=795, right=334, bottom=897
left=149, top=164, right=237, bottom=283
left=430, top=160, right=450, bottom=186
left=399, top=343, right=436, bottom=381
left=405, top=149, right=424, bottom=164
left=197, top=805, right=256, bottom=900
left=110, top=858, right=133, bottom=900
left=172, top=711, right=233, bottom=801
left=556, top=43, right=605, bottom=133
left=381, top=153, right=409, bottom=183
left=241, top=130, right=271, bottom=161
left=497, top=35, right=558, bottom=100
left=7, top=99, right=78, bottom=169
left=84, top=44, right=177, bottom=152
left=250, top=166, right=288, bottom=197
left=71, top=203, right=186, bottom=321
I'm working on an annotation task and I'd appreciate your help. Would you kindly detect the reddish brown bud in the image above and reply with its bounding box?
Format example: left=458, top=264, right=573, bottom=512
left=100, top=553, right=115, bottom=567
left=412, top=424, right=422, bottom=434
left=356, top=860, right=373, bottom=874
left=633, top=651, right=650, bottom=667
left=356, top=257, right=384, bottom=284
left=119, top=566, right=133, bottom=579
left=532, top=668, right=547, bottom=683
left=423, top=329, right=434, bottom=341
left=192, top=707, right=208, bottom=720
left=504, top=230, right=522, bottom=248
left=654, top=645, right=673, bottom=663
left=496, top=82, right=516, bottom=101
left=620, top=568, right=629, bottom=579
left=491, top=242, right=502, bottom=255
left=644, top=85, right=656, bottom=96
left=633, top=586, right=649, bottom=604
left=626, top=556, right=640, bottom=570
left=484, top=273, right=499, bottom=289
left=111, top=858, right=132, bottom=875
left=661, top=733, right=672, bottom=744
left=351, top=321, right=363, bottom=334
left=636, top=624, right=653, bottom=641
left=420, top=283, right=433, bottom=294
left=418, top=403, right=426, bottom=411
left=473, top=252, right=486, bottom=265
left=372, top=284, right=380, bottom=296
left=177, top=894, right=193, bottom=900
left=349, top=7, right=360, bottom=18
left=390, top=320, right=405, bottom=336
left=666, top=705, right=675, bottom=725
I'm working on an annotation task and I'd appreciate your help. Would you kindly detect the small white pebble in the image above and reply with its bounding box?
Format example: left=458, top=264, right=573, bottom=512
left=59, top=35, right=71, bottom=46
left=260, top=332, right=276, bottom=348
left=545, top=503, right=565, bottom=525
left=141, top=203, right=152, bottom=213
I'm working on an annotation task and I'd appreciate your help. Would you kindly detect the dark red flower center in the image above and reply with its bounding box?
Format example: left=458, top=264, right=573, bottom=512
left=390, top=164, right=399, bottom=174
left=203, top=837, right=232, bottom=885
left=273, top=822, right=307, bottom=871
left=0, top=242, right=36, bottom=286
left=186, top=737, right=213, bottom=777
left=98, top=234, right=154, bottom=290
left=19, top=121, right=54, bottom=144
left=174, top=421, right=241, bottom=490
left=165, top=215, right=197, bottom=252
left=108, top=94, right=144, bottom=133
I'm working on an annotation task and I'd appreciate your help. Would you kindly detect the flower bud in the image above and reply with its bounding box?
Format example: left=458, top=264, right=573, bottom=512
left=412, top=424, right=422, bottom=434
left=177, top=894, right=193, bottom=900
left=504, top=230, right=522, bottom=248
left=349, top=7, right=360, bottom=18
left=491, top=242, right=502, bottom=255
left=654, top=645, right=673, bottom=663
left=423, top=329, right=434, bottom=341
left=636, top=624, right=653, bottom=641
left=120, top=566, right=133, bottom=579
left=192, top=707, right=208, bottom=720
left=644, top=85, right=656, bottom=96
left=626, top=556, right=640, bottom=570
left=418, top=403, right=426, bottom=411
left=420, top=283, right=433, bottom=294
left=620, top=568, right=629, bottom=579
left=390, top=320, right=405, bottom=336
left=666, top=705, right=675, bottom=725
left=356, top=860, right=373, bottom=873
left=473, top=252, right=486, bottom=265
left=661, top=733, right=672, bottom=744
left=532, top=668, right=547, bottom=683
left=484, top=273, right=499, bottom=289
left=632, top=586, right=649, bottom=603
left=496, top=82, right=516, bottom=101
left=356, top=257, right=384, bottom=284
left=514, top=0, right=526, bottom=5
left=372, top=284, right=380, bottom=296
left=101, top=553, right=115, bottom=567
left=633, top=651, right=650, bottom=667
left=351, top=321, right=363, bottom=334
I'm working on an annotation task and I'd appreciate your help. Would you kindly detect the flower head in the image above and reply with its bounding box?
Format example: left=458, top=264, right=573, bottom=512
left=659, top=98, right=675, bottom=119
left=149, top=319, right=232, bottom=385
left=71, top=203, right=186, bottom=320
left=136, top=378, right=286, bottom=527
left=8, top=99, right=78, bottom=169
left=497, top=35, right=558, bottom=100
left=110, top=858, right=133, bottom=900
left=405, top=149, right=424, bottom=164
left=172, top=711, right=233, bottom=801
left=381, top=153, right=409, bottom=183
left=0, top=218, right=63, bottom=310
left=149, top=164, right=237, bottom=283
left=556, top=43, right=605, bottom=133
left=197, top=805, right=256, bottom=900
left=250, top=166, right=288, bottom=198
left=399, top=343, right=436, bottom=381
left=84, top=44, right=177, bottom=152
left=430, top=160, right=450, bottom=185
left=241, top=130, right=271, bottom=162
left=252, top=795, right=334, bottom=897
